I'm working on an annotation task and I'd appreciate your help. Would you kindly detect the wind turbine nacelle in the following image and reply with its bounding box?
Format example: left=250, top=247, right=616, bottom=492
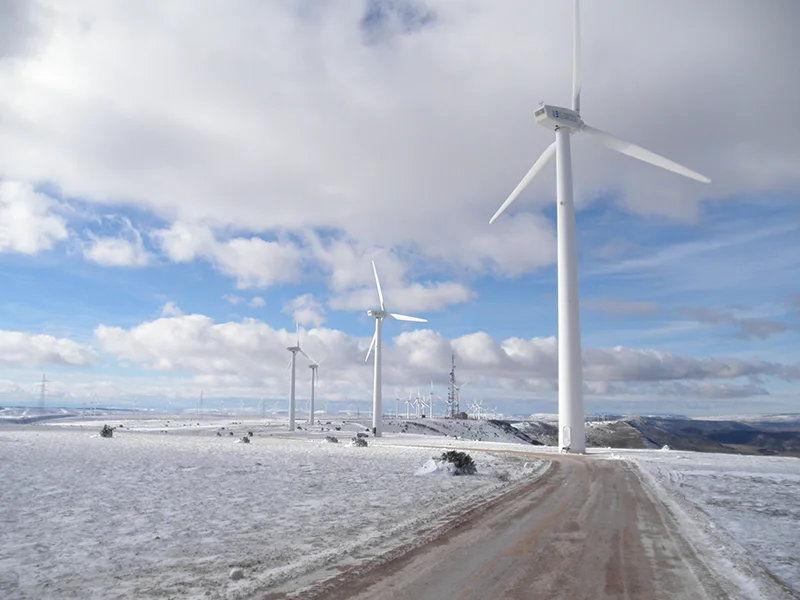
left=534, top=105, right=583, bottom=131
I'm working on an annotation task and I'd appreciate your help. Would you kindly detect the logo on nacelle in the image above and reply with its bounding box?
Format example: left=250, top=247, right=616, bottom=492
left=552, top=110, right=578, bottom=123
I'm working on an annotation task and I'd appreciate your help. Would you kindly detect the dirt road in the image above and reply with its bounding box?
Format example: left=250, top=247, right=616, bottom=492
left=266, top=455, right=732, bottom=600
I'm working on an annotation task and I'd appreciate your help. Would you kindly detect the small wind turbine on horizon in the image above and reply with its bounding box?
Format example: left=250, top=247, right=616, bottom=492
left=488, top=0, right=710, bottom=453
left=365, top=261, right=427, bottom=437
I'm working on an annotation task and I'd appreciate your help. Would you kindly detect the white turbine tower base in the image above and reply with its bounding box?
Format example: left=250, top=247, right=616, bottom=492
left=365, top=261, right=427, bottom=437
left=489, top=0, right=710, bottom=454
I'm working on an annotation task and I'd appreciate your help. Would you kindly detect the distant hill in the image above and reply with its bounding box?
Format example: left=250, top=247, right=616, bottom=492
left=510, top=415, right=800, bottom=457
left=627, top=416, right=800, bottom=457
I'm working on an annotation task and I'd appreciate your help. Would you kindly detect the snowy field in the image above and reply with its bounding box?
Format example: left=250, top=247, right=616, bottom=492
left=599, top=448, right=800, bottom=596
left=3, top=413, right=800, bottom=599
left=0, top=417, right=546, bottom=600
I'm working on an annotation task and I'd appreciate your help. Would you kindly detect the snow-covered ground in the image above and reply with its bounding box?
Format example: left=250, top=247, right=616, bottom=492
left=596, top=448, right=800, bottom=596
left=3, top=414, right=799, bottom=599
left=0, top=417, right=545, bottom=600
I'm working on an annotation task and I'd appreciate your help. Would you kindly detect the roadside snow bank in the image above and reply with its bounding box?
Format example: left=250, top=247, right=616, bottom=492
left=609, top=449, right=800, bottom=599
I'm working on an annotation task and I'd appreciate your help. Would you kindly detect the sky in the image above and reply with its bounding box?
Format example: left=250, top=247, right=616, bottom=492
left=0, top=0, right=798, bottom=417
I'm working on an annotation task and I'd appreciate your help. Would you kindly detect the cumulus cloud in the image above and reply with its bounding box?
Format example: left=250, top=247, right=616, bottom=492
left=0, top=330, right=97, bottom=367
left=3, top=1, right=792, bottom=282
left=82, top=217, right=150, bottom=267
left=160, top=302, right=183, bottom=317
left=90, top=312, right=800, bottom=405
left=152, top=222, right=303, bottom=289
left=0, top=181, right=68, bottom=254
left=283, top=294, right=325, bottom=327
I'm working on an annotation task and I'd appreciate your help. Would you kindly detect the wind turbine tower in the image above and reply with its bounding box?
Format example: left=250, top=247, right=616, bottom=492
left=308, top=362, right=319, bottom=425
left=365, top=261, right=427, bottom=437
left=489, top=0, right=710, bottom=453
left=286, top=321, right=313, bottom=431
left=39, top=374, right=49, bottom=409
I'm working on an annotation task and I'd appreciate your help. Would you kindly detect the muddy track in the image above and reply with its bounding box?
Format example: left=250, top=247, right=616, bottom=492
left=261, top=456, right=733, bottom=600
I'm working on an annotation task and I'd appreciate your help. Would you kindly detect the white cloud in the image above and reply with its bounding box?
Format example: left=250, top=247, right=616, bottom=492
left=152, top=222, right=303, bottom=289
left=223, top=294, right=244, bottom=305
left=0, top=330, right=97, bottom=367
left=82, top=217, right=150, bottom=267
left=0, top=181, right=68, bottom=254
left=3, top=2, right=792, bottom=280
left=85, top=312, right=800, bottom=403
left=248, top=296, right=265, bottom=308
left=160, top=302, right=183, bottom=317
left=283, top=294, right=325, bottom=327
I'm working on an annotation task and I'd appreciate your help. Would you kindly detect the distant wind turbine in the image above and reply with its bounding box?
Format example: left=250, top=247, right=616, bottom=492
left=308, top=354, right=326, bottom=425
left=488, top=0, right=710, bottom=453
left=286, top=320, right=314, bottom=431
left=365, top=261, right=427, bottom=436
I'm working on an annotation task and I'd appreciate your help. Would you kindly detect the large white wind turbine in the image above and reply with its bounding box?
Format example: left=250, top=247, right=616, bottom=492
left=286, top=321, right=313, bottom=431
left=365, top=261, right=427, bottom=436
left=489, top=0, right=710, bottom=453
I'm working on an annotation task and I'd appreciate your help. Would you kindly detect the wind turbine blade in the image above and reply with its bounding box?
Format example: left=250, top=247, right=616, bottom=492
left=389, top=313, right=427, bottom=323
left=489, top=142, right=557, bottom=224
left=572, top=0, right=581, bottom=113
left=582, top=124, right=711, bottom=183
left=284, top=356, right=293, bottom=371
left=365, top=332, right=377, bottom=362
left=295, top=319, right=300, bottom=346
left=299, top=348, right=315, bottom=363
left=371, top=261, right=385, bottom=311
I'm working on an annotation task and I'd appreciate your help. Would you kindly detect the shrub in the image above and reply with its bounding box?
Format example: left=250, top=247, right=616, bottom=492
left=325, top=435, right=339, bottom=443
left=350, top=436, right=368, bottom=447
left=439, top=450, right=476, bottom=475
left=100, top=424, right=114, bottom=438
left=239, top=436, right=250, bottom=444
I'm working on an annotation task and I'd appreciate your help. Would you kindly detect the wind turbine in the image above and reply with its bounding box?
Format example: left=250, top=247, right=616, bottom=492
left=308, top=354, right=326, bottom=425
left=488, top=0, right=710, bottom=453
left=286, top=320, right=313, bottom=431
left=365, top=261, right=427, bottom=436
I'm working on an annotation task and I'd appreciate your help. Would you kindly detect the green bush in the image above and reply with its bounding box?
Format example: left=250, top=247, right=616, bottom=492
left=439, top=450, right=476, bottom=475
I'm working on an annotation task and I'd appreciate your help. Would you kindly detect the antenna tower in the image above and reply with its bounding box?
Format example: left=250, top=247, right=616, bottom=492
left=448, top=355, right=458, bottom=418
